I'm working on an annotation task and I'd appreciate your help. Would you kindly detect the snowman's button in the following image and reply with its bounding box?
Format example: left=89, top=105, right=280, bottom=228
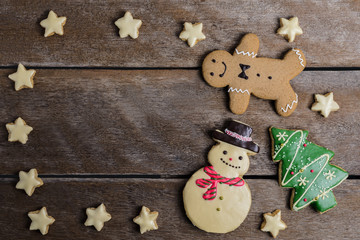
left=219, top=196, right=224, bottom=200
left=216, top=208, right=221, bottom=211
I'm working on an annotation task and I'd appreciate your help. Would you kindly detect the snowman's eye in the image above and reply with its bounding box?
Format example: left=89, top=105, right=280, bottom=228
left=223, top=151, right=227, bottom=155
left=239, top=156, right=243, bottom=160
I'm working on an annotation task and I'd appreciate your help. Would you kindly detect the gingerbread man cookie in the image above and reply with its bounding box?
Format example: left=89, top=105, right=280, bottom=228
left=202, top=33, right=306, bottom=117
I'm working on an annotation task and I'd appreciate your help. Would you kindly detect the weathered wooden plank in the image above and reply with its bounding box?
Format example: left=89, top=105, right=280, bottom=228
left=0, top=178, right=358, bottom=239
left=0, top=70, right=358, bottom=175
left=0, top=0, right=359, bottom=67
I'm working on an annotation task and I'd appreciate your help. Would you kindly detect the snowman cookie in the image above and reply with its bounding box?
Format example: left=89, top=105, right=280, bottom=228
left=183, top=120, right=259, bottom=233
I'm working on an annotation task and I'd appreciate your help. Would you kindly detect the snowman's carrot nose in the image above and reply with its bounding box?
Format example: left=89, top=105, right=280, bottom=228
left=229, top=158, right=233, bottom=161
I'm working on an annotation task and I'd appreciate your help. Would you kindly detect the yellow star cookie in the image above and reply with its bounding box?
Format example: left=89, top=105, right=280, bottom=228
left=277, top=17, right=303, bottom=42
left=115, top=12, right=142, bottom=39
left=6, top=117, right=33, bottom=144
left=16, top=168, right=43, bottom=196
left=311, top=92, right=339, bottom=118
left=133, top=206, right=159, bottom=234
left=179, top=22, right=206, bottom=47
left=28, top=207, right=55, bottom=235
left=8, top=63, right=36, bottom=91
left=84, top=203, right=112, bottom=231
left=40, top=10, right=67, bottom=37
left=261, top=209, right=287, bottom=238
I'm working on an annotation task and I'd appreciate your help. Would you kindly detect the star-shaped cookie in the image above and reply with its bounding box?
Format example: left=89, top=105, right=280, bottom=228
left=28, top=207, right=55, bottom=235
left=84, top=203, right=112, bottom=231
left=40, top=10, right=67, bottom=37
left=261, top=209, right=287, bottom=238
left=311, top=92, right=339, bottom=118
left=179, top=22, right=206, bottom=47
left=8, top=63, right=36, bottom=91
left=6, top=117, right=33, bottom=144
left=133, top=206, right=159, bottom=234
left=115, top=11, right=142, bottom=39
left=277, top=17, right=303, bottom=42
left=16, top=168, right=43, bottom=196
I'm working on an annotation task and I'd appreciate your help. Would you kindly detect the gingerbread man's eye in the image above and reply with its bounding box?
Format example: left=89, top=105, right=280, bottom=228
left=210, top=72, right=214, bottom=76
left=223, top=151, right=227, bottom=155
left=212, top=59, right=216, bottom=63
left=268, top=76, right=272, bottom=80
left=239, top=156, right=243, bottom=160
left=257, top=73, right=260, bottom=77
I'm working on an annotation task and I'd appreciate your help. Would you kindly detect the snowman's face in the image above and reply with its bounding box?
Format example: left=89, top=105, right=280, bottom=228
left=208, top=140, right=251, bottom=178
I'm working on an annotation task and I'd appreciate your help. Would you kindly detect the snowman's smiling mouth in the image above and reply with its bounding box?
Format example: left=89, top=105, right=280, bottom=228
left=220, top=158, right=241, bottom=169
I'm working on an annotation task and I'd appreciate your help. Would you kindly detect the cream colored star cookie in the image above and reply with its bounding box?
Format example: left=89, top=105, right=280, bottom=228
left=133, top=206, right=159, bottom=234
left=277, top=17, right=303, bottom=42
left=8, top=63, right=36, bottom=91
left=115, top=11, right=142, bottom=39
left=84, top=203, right=112, bottom=231
left=179, top=22, right=206, bottom=47
left=6, top=117, right=33, bottom=144
left=28, top=207, right=55, bottom=235
left=261, top=209, right=287, bottom=238
left=40, top=10, right=67, bottom=37
left=16, top=168, right=43, bottom=196
left=311, top=92, right=339, bottom=118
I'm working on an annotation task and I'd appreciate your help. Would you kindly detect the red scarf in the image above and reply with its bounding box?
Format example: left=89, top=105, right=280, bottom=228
left=196, top=166, right=244, bottom=200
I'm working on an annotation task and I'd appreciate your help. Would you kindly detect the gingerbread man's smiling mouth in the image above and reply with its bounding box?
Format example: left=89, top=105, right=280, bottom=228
left=219, top=62, right=227, bottom=77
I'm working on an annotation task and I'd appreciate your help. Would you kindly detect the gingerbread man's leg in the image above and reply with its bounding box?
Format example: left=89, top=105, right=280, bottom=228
left=275, top=85, right=298, bottom=117
left=228, top=91, right=251, bottom=114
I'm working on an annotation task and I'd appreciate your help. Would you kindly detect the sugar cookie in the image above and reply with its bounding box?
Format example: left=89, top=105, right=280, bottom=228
left=311, top=92, right=339, bottom=118
left=261, top=209, right=287, bottom=238
left=183, top=120, right=259, bottom=233
left=270, top=127, right=348, bottom=213
left=6, top=117, right=33, bottom=144
left=40, top=10, right=67, bottom=37
left=16, top=168, right=43, bottom=196
left=133, top=206, right=159, bottom=234
left=8, top=63, right=35, bottom=91
left=179, top=22, right=206, bottom=47
left=115, top=11, right=142, bottom=39
left=28, top=207, right=55, bottom=235
left=84, top=203, right=112, bottom=231
left=277, top=17, right=303, bottom=42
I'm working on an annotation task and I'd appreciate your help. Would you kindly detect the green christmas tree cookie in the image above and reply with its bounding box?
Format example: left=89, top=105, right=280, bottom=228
left=269, top=127, right=348, bottom=213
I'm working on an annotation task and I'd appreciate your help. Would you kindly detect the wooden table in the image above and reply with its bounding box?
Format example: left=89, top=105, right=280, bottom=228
left=0, top=1, right=359, bottom=239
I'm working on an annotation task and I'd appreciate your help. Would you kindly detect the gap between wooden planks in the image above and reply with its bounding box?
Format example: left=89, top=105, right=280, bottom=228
left=0, top=0, right=359, bottom=67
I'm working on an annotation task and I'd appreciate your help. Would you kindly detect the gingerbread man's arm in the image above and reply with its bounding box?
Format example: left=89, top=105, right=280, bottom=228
left=233, top=33, right=260, bottom=58
left=282, top=48, right=306, bottom=77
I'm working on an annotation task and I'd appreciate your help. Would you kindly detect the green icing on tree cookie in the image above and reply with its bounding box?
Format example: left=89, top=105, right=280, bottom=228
left=269, top=127, right=348, bottom=213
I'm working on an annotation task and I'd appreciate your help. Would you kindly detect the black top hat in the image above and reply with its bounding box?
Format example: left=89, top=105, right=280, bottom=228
left=212, top=120, right=260, bottom=154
